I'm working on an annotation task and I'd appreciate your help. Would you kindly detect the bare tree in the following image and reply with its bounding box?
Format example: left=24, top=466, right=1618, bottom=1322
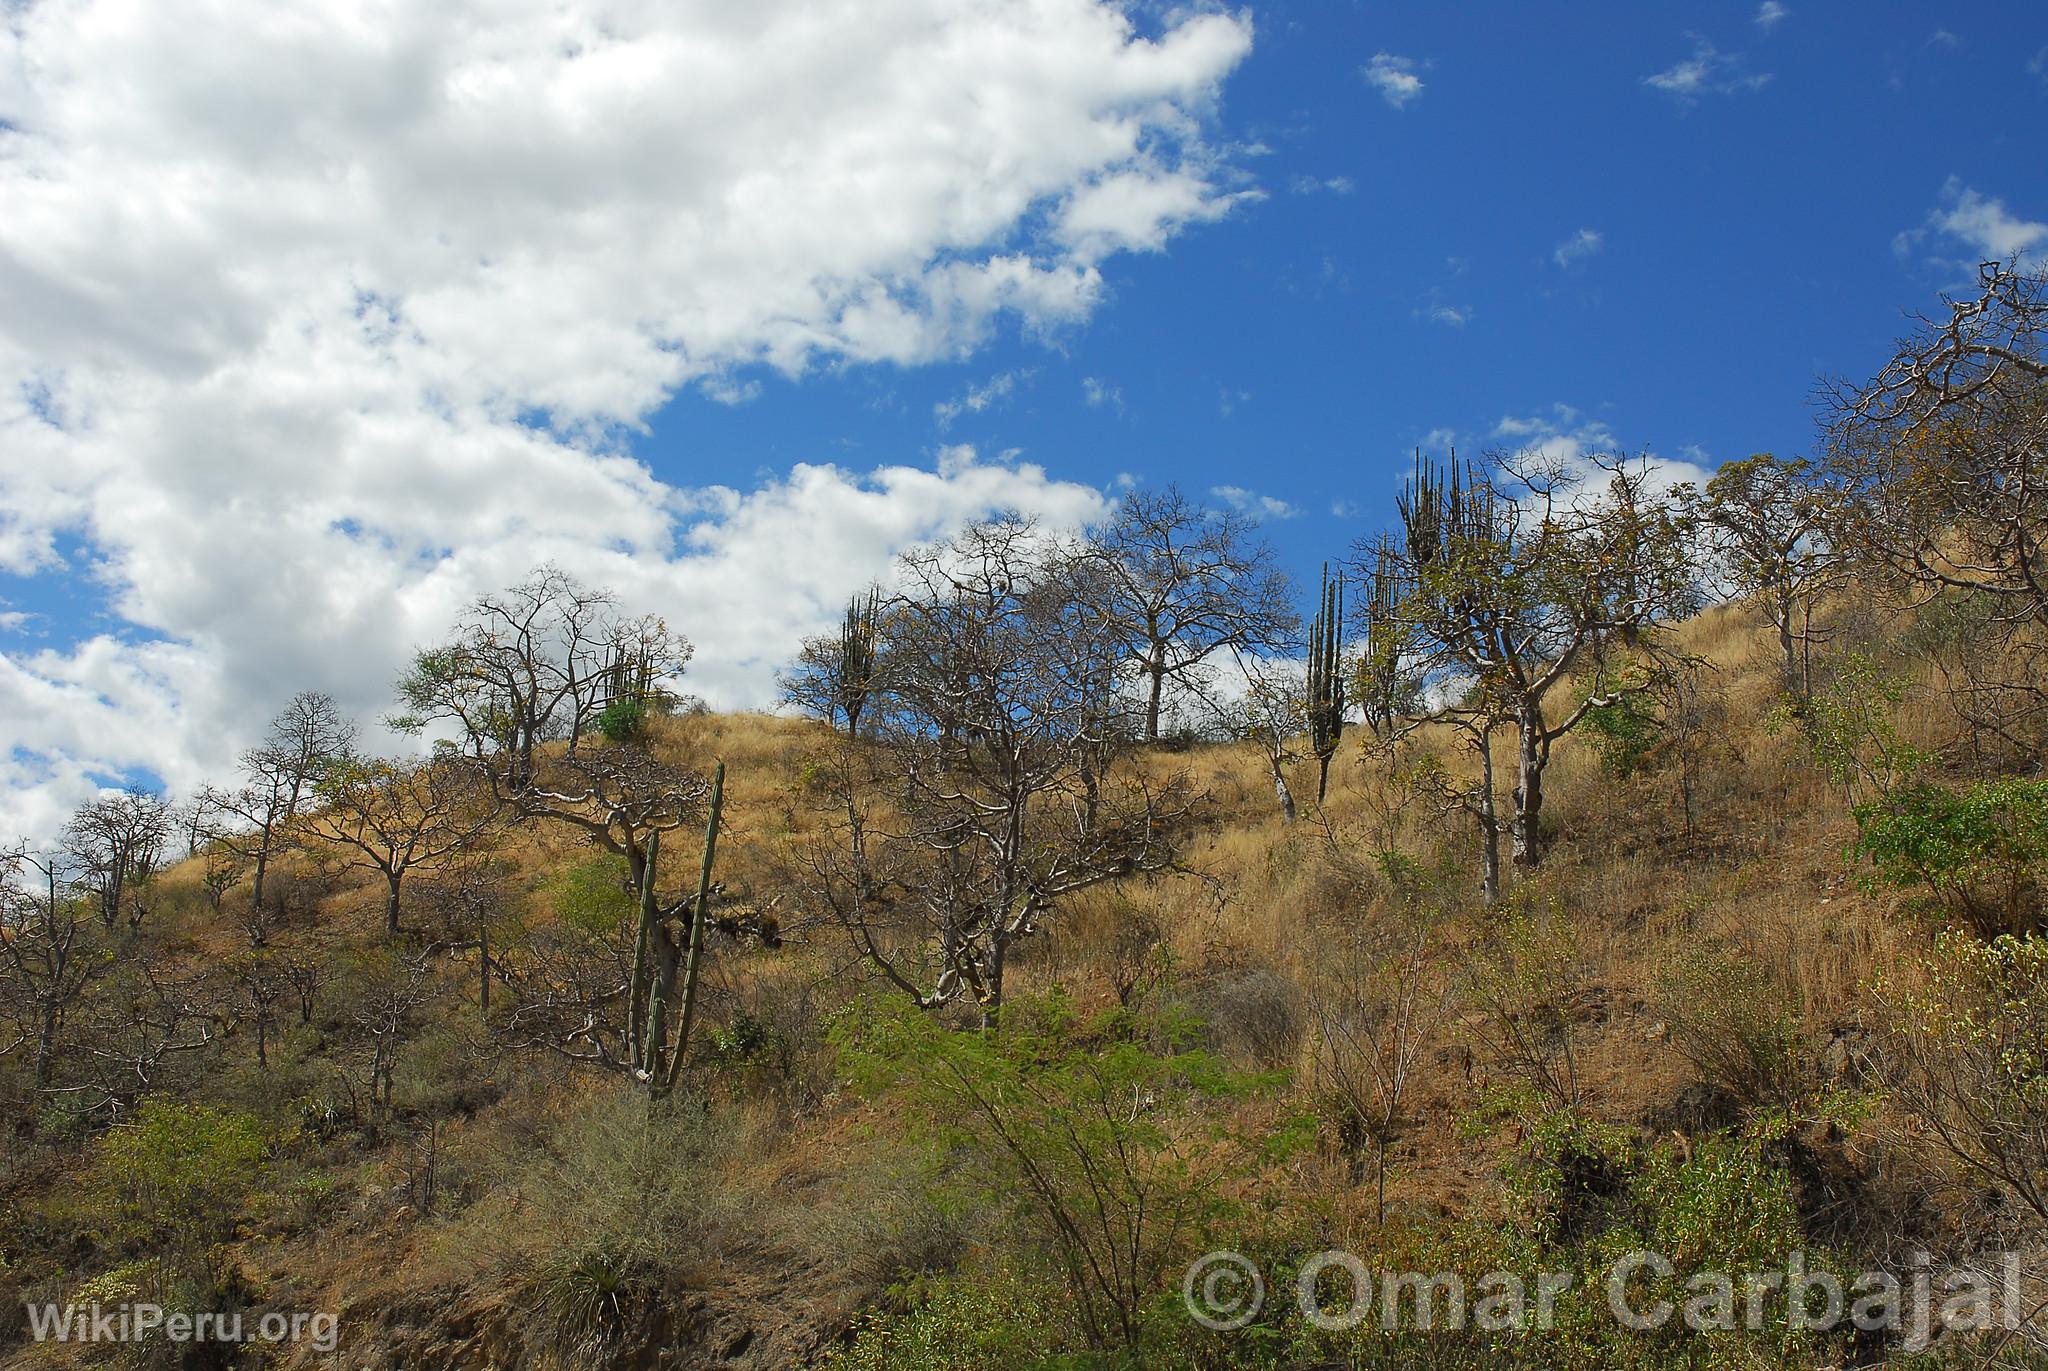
left=1827, top=261, right=2048, bottom=617
left=1828, top=262, right=2048, bottom=761
left=1224, top=647, right=1304, bottom=823
left=1087, top=486, right=1298, bottom=741
left=1308, top=893, right=1454, bottom=1221
left=0, top=844, right=112, bottom=1090
left=417, top=857, right=515, bottom=1021
left=339, top=950, right=440, bottom=1138
left=394, top=565, right=689, bottom=791
left=201, top=691, right=355, bottom=934
left=1389, top=450, right=1696, bottom=869
left=802, top=519, right=1199, bottom=1027
left=1692, top=454, right=1848, bottom=703
left=62, top=788, right=173, bottom=929
left=221, top=949, right=290, bottom=1069
left=780, top=588, right=882, bottom=735
left=498, top=762, right=732, bottom=1097
left=296, top=755, right=496, bottom=936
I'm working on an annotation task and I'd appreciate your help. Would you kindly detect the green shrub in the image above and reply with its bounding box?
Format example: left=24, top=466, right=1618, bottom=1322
left=1878, top=931, right=2048, bottom=1224
left=1854, top=778, right=2048, bottom=936
left=596, top=697, right=649, bottom=744
left=821, top=1271, right=1071, bottom=1371
left=91, top=1101, right=269, bottom=1257
left=551, top=854, right=638, bottom=934
left=836, top=991, right=1271, bottom=1355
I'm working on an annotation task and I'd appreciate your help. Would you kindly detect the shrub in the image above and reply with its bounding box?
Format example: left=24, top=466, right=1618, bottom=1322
left=596, top=697, right=649, bottom=744
left=836, top=991, right=1270, bottom=1354
left=821, top=1271, right=1068, bottom=1371
left=1876, top=931, right=2048, bottom=1223
left=1853, top=778, right=2048, bottom=937
left=1651, top=947, right=1810, bottom=1113
left=90, top=1101, right=268, bottom=1277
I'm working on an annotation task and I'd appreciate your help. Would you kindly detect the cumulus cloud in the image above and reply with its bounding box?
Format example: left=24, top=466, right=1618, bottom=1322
left=1362, top=53, right=1425, bottom=109
left=1898, top=180, right=2047, bottom=266
left=1643, top=36, right=1772, bottom=101
left=0, top=0, right=1256, bottom=836
left=1754, top=3, right=1789, bottom=33
left=1552, top=228, right=1604, bottom=269
left=1489, top=404, right=1710, bottom=497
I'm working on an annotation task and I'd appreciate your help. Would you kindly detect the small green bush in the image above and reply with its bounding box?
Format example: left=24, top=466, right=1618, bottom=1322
left=92, top=1101, right=268, bottom=1250
left=596, top=697, right=649, bottom=744
left=1854, top=778, right=2048, bottom=936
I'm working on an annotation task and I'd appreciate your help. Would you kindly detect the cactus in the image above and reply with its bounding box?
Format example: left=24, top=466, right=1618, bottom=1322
left=624, top=761, right=726, bottom=1100
left=837, top=590, right=880, bottom=735
left=1307, top=563, right=1345, bottom=804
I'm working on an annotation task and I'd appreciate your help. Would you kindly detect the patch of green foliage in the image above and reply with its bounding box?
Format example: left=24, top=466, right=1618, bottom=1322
left=1853, top=778, right=2048, bottom=936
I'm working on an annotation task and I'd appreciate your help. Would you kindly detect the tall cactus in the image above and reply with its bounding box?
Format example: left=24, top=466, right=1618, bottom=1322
left=625, top=760, right=726, bottom=1101
left=1307, top=562, right=1346, bottom=804
left=837, top=590, right=880, bottom=736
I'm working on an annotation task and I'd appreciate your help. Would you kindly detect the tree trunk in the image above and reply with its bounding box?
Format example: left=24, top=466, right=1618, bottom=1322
left=477, top=924, right=490, bottom=1019
left=1477, top=727, right=1502, bottom=904
left=384, top=871, right=403, bottom=936
left=982, top=937, right=1007, bottom=1031
left=1510, top=701, right=1544, bottom=869
left=1143, top=650, right=1165, bottom=742
left=33, top=1007, right=58, bottom=1090
left=1270, top=755, right=1297, bottom=823
left=663, top=762, right=725, bottom=1097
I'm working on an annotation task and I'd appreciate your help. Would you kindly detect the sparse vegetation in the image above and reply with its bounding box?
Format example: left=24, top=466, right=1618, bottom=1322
left=8, top=266, right=2048, bottom=1368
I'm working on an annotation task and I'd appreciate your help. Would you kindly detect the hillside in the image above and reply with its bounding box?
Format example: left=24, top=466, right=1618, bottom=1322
left=7, top=580, right=2043, bottom=1370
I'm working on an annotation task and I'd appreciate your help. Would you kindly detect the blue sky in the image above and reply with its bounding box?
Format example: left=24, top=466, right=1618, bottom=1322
left=0, top=0, right=2044, bottom=836
left=648, top=1, right=2048, bottom=575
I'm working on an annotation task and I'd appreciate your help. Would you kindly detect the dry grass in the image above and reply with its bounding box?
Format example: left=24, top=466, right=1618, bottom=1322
left=57, top=582, right=2001, bottom=1364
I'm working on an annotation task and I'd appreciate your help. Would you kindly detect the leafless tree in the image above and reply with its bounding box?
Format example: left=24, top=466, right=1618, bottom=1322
left=780, top=587, right=883, bottom=734
left=296, top=755, right=496, bottom=936
left=416, top=856, right=515, bottom=1021
left=1223, top=647, right=1304, bottom=823
left=220, top=949, right=290, bottom=1069
left=201, top=691, right=355, bottom=935
left=1308, top=892, right=1454, bottom=1221
left=340, top=950, right=440, bottom=1137
left=62, top=789, right=173, bottom=930
left=1691, top=455, right=1849, bottom=704
left=801, top=519, right=1200, bottom=1027
left=497, top=763, right=736, bottom=1097
left=0, top=843, right=112, bottom=1090
left=394, top=565, right=689, bottom=791
left=1087, top=485, right=1298, bottom=741
left=1389, top=450, right=1696, bottom=869
left=59, top=958, right=218, bottom=1120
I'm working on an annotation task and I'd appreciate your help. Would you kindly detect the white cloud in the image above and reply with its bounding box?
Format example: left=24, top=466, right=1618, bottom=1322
left=1288, top=173, right=1356, bottom=196
left=1488, top=404, right=1710, bottom=497
left=1754, top=3, right=1789, bottom=33
left=1210, top=485, right=1299, bottom=520
left=0, top=0, right=1255, bottom=837
left=934, top=369, right=1029, bottom=428
left=1422, top=304, right=1469, bottom=327
left=1904, top=181, right=2047, bottom=265
left=2030, top=47, right=2048, bottom=84
left=1081, top=376, right=1125, bottom=413
left=1362, top=53, right=1425, bottom=109
left=1553, top=227, right=1604, bottom=268
left=1644, top=36, right=1772, bottom=101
